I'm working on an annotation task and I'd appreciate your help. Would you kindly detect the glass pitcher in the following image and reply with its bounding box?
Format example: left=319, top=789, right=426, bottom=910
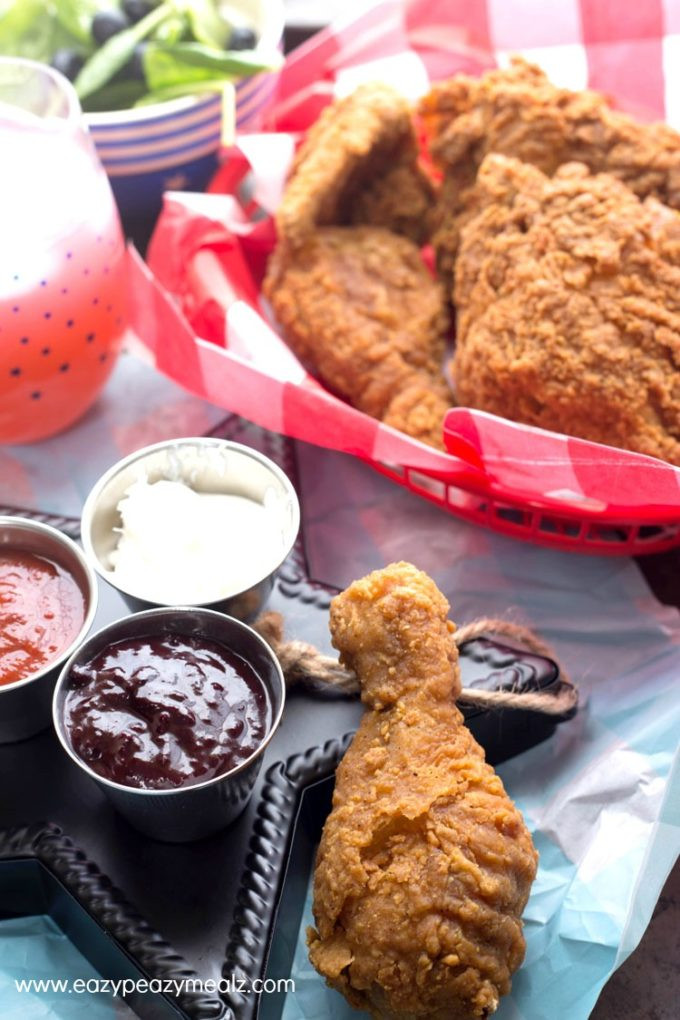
left=0, top=57, right=128, bottom=444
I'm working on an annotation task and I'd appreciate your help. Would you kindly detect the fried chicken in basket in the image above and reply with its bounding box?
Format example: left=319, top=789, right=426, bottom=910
left=419, top=57, right=680, bottom=289
left=453, top=154, right=680, bottom=465
left=349, top=161, right=436, bottom=247
left=308, top=562, right=538, bottom=1020
left=276, top=82, right=436, bottom=248
left=263, top=226, right=452, bottom=449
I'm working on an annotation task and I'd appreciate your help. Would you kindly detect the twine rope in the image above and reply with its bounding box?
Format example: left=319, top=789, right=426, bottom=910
left=253, top=613, right=578, bottom=717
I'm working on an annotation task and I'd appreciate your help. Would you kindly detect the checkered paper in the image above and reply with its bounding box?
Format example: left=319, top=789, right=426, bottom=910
left=128, top=0, right=680, bottom=531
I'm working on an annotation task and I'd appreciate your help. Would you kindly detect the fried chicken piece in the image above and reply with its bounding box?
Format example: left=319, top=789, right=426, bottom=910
left=419, top=57, right=680, bottom=288
left=452, top=154, right=680, bottom=465
left=381, top=382, right=452, bottom=449
left=308, top=562, right=538, bottom=1020
left=349, top=162, right=437, bottom=246
left=263, top=226, right=452, bottom=449
left=276, top=82, right=436, bottom=248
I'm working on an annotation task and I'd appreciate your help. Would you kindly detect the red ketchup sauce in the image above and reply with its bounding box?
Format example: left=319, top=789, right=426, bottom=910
left=0, top=550, right=85, bottom=687
left=63, top=634, right=271, bottom=790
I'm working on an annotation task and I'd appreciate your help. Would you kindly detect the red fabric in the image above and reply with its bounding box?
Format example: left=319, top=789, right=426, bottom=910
left=579, top=0, right=666, bottom=117
left=578, top=0, right=664, bottom=42
left=585, top=37, right=666, bottom=119
left=405, top=0, right=495, bottom=79
left=282, top=384, right=381, bottom=458
left=128, top=248, right=204, bottom=397
left=406, top=0, right=492, bottom=51
left=444, top=410, right=680, bottom=521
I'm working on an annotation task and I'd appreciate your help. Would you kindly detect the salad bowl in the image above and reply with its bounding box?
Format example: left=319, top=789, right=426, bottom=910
left=84, top=0, right=285, bottom=221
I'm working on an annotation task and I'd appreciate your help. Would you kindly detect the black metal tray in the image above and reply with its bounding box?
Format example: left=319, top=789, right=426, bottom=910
left=223, top=737, right=350, bottom=1020
left=0, top=416, right=571, bottom=1018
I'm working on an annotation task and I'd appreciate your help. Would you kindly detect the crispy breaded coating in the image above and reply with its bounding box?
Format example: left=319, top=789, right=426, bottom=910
left=349, top=162, right=437, bottom=246
left=264, top=226, right=451, bottom=448
left=420, top=57, right=680, bottom=288
left=382, top=381, right=453, bottom=449
left=276, top=82, right=436, bottom=248
left=453, top=155, right=680, bottom=465
left=308, top=562, right=538, bottom=1020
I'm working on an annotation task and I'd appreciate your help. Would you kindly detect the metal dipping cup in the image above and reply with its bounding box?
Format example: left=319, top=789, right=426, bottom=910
left=52, top=607, right=286, bottom=842
left=80, top=437, right=300, bottom=620
left=0, top=516, right=98, bottom=744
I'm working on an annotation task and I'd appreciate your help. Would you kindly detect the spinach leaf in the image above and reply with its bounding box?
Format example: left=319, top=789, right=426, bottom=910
left=81, top=79, right=147, bottom=112
left=152, top=12, right=190, bottom=44
left=143, top=40, right=281, bottom=91
left=0, top=0, right=81, bottom=62
left=74, top=0, right=172, bottom=100
left=184, top=0, right=230, bottom=49
left=53, top=0, right=101, bottom=46
left=0, top=0, right=273, bottom=113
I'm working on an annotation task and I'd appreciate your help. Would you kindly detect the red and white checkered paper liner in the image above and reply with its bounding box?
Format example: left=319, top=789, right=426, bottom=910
left=127, top=0, right=680, bottom=545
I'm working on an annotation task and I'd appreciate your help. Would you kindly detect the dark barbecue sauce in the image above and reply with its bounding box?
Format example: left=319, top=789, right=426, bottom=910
left=64, top=633, right=270, bottom=790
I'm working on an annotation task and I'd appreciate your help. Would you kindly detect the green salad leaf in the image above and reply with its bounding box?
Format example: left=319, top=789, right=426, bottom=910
left=81, top=79, right=146, bottom=112
left=143, top=40, right=281, bottom=91
left=74, top=0, right=172, bottom=100
left=184, top=0, right=231, bottom=49
left=153, top=12, right=190, bottom=44
left=0, top=0, right=277, bottom=113
left=0, top=0, right=84, bottom=62
left=53, top=0, right=101, bottom=46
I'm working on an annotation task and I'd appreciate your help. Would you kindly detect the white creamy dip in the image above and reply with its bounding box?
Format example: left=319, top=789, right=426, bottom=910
left=109, top=478, right=285, bottom=604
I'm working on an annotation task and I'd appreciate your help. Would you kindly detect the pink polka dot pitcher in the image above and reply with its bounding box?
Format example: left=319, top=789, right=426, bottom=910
left=0, top=58, right=128, bottom=444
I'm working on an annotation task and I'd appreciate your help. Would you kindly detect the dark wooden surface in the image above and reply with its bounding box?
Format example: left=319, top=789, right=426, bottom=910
left=637, top=548, right=680, bottom=610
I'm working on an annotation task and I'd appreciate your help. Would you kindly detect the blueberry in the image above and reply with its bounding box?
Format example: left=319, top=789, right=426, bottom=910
left=92, top=9, right=130, bottom=45
left=120, top=42, right=147, bottom=81
left=122, top=0, right=152, bottom=23
left=50, top=49, right=85, bottom=82
left=109, top=40, right=147, bottom=83
left=227, top=26, right=258, bottom=50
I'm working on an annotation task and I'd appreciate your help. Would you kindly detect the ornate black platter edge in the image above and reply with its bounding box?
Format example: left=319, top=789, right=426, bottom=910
left=0, top=823, right=226, bottom=1019
left=221, top=735, right=353, bottom=1019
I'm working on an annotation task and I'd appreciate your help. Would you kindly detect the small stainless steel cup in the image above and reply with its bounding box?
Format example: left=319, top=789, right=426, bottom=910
left=80, top=437, right=300, bottom=621
left=52, top=606, right=286, bottom=842
left=0, top=516, right=98, bottom=743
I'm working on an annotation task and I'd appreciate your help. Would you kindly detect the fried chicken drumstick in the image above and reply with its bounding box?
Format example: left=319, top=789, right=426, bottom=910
left=308, top=563, right=538, bottom=1019
left=264, top=226, right=452, bottom=449
left=453, top=154, right=680, bottom=465
left=420, top=57, right=680, bottom=288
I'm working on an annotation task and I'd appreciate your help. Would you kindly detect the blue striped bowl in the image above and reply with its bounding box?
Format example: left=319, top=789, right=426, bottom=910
left=84, top=0, right=283, bottom=222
